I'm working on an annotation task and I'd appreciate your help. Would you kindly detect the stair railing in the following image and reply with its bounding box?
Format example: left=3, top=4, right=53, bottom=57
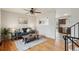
left=63, top=22, right=79, bottom=51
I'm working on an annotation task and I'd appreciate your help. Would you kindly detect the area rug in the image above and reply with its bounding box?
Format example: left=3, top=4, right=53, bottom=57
left=15, top=38, right=46, bottom=51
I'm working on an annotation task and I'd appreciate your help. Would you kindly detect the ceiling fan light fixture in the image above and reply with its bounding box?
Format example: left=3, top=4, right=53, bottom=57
left=24, top=8, right=41, bottom=15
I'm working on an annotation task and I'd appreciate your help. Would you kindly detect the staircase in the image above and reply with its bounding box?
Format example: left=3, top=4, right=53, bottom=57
left=63, top=22, right=79, bottom=51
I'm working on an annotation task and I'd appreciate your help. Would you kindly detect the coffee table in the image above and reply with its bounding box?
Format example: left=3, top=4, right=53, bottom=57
left=22, top=34, right=39, bottom=43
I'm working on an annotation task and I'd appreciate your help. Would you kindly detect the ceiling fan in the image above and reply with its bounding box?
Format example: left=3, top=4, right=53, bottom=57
left=24, top=8, right=41, bottom=14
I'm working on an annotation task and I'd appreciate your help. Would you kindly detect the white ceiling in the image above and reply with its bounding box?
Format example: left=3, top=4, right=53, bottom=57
left=2, top=8, right=79, bottom=18
left=1, top=8, right=55, bottom=14
left=56, top=8, right=79, bottom=18
left=1, top=8, right=29, bottom=14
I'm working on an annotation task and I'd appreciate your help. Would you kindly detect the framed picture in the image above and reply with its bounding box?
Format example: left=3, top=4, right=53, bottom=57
left=38, top=17, right=49, bottom=25
left=18, top=17, right=28, bottom=24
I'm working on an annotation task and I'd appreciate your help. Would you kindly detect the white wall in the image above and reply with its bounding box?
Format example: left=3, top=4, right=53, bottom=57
left=56, top=8, right=71, bottom=40
left=1, top=10, right=27, bottom=29
left=56, top=8, right=79, bottom=39
left=69, top=9, right=79, bottom=38
left=1, top=10, right=18, bottom=28
left=0, top=9, right=1, bottom=28
left=36, top=10, right=56, bottom=39
left=2, top=8, right=79, bottom=40
left=1, top=9, right=56, bottom=39
left=56, top=8, right=79, bottom=27
left=0, top=9, right=1, bottom=39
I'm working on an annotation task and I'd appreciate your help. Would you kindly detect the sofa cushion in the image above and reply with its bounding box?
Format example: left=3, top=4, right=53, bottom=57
left=22, top=28, right=27, bottom=33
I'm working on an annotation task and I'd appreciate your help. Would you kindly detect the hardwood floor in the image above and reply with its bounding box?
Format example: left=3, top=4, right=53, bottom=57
left=0, top=39, right=17, bottom=51
left=0, top=37, right=65, bottom=51
left=28, top=37, right=65, bottom=51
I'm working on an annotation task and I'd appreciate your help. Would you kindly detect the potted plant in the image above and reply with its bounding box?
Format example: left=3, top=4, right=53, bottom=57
left=1, top=28, right=11, bottom=40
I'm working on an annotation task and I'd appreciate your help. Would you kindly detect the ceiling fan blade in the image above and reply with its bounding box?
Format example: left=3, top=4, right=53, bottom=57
left=25, top=12, right=29, bottom=14
left=35, top=12, right=41, bottom=13
left=24, top=9, right=29, bottom=11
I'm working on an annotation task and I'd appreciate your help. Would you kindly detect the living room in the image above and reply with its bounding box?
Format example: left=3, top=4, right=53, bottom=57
left=0, top=8, right=57, bottom=51
left=0, top=8, right=79, bottom=51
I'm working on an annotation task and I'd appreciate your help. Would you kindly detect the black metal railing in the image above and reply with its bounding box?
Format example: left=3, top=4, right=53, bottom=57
left=63, top=36, right=79, bottom=51
left=70, top=22, right=79, bottom=37
left=63, top=22, right=79, bottom=51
